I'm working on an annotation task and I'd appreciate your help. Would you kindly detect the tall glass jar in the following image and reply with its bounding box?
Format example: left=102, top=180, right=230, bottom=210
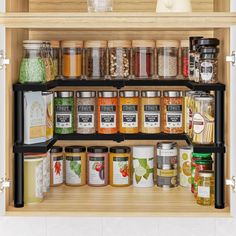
left=180, top=40, right=189, bottom=79
left=132, top=40, right=155, bottom=79
left=108, top=40, right=131, bottom=79
left=46, top=42, right=55, bottom=81
left=50, top=40, right=61, bottom=78
left=87, top=0, right=113, bottom=12
left=61, top=40, right=83, bottom=78
left=84, top=40, right=107, bottom=79
left=156, top=40, right=179, bottom=79
left=19, top=40, right=46, bottom=84
left=76, top=91, right=96, bottom=134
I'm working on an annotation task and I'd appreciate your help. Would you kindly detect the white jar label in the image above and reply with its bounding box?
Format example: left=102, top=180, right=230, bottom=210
left=157, top=149, right=178, bottom=157
left=200, top=61, right=213, bottom=82
left=122, top=105, right=138, bottom=128
left=198, top=186, right=210, bottom=198
left=89, top=156, right=105, bottom=185
left=166, top=105, right=182, bottom=128
left=55, top=105, right=72, bottom=128
left=43, top=154, right=50, bottom=192
left=66, top=156, right=82, bottom=185
left=144, top=105, right=160, bottom=128
left=100, top=105, right=116, bottom=128
left=35, top=161, right=43, bottom=198
left=113, top=157, right=129, bottom=185
left=78, top=105, right=95, bottom=128
left=193, top=113, right=205, bottom=134
left=52, top=156, right=64, bottom=185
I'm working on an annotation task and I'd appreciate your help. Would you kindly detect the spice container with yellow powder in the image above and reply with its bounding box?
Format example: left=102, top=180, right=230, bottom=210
left=62, top=40, right=83, bottom=78
left=140, top=91, right=161, bottom=133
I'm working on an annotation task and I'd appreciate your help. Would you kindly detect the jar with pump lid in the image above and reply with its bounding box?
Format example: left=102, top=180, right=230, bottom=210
left=180, top=40, right=189, bottom=78
left=156, top=40, right=179, bottom=79
left=108, top=40, right=131, bottom=79
left=61, top=40, right=83, bottom=78
left=140, top=91, right=161, bottom=133
left=119, top=91, right=139, bottom=134
left=50, top=40, right=61, bottom=78
left=132, top=40, right=155, bottom=79
left=19, top=40, right=46, bottom=83
left=76, top=91, right=96, bottom=134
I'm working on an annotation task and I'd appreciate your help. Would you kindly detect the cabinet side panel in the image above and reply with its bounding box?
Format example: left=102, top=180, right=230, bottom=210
left=214, top=0, right=230, bottom=12
left=6, top=0, right=29, bottom=12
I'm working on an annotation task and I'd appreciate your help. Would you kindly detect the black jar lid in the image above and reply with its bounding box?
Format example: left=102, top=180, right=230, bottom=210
left=110, top=146, right=131, bottom=154
left=50, top=146, right=63, bottom=153
left=65, top=146, right=86, bottom=153
left=197, top=38, right=220, bottom=47
left=87, top=146, right=108, bottom=153
left=189, top=36, right=203, bottom=50
left=200, top=47, right=219, bottom=54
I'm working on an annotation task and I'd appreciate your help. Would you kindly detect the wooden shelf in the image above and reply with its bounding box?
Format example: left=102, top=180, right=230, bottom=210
left=0, top=12, right=236, bottom=29
left=6, top=185, right=230, bottom=216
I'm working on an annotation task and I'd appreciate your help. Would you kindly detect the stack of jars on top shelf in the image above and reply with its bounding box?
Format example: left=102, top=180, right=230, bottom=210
left=19, top=38, right=220, bottom=84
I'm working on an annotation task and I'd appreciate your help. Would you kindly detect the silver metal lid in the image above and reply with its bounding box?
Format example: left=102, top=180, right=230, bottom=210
left=157, top=142, right=177, bottom=150
left=199, top=170, right=214, bottom=178
left=163, top=91, right=183, bottom=97
left=98, top=91, right=117, bottom=98
left=119, top=91, right=139, bottom=98
left=76, top=91, right=96, bottom=98
left=55, top=91, right=74, bottom=98
left=195, top=96, right=214, bottom=102
left=141, top=91, right=161, bottom=98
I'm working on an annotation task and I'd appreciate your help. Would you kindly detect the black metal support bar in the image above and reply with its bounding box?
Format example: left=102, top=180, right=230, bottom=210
left=215, top=90, right=225, bottom=209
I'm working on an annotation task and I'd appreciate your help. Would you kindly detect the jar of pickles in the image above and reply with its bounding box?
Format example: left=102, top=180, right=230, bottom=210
left=140, top=91, right=161, bottom=133
left=162, top=91, right=184, bottom=134
left=108, top=40, right=131, bottom=79
left=84, top=40, right=107, bottom=79
left=132, top=40, right=155, bottom=79
left=61, top=40, right=83, bottom=78
left=119, top=91, right=139, bottom=134
left=50, top=40, right=61, bottom=78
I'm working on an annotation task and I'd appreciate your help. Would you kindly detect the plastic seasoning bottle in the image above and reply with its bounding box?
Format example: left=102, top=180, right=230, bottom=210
left=97, top=91, right=118, bottom=134
left=109, top=146, right=131, bottom=187
left=65, top=146, right=86, bottom=186
left=119, top=91, right=139, bottom=134
left=140, top=91, right=161, bottom=133
left=87, top=146, right=109, bottom=187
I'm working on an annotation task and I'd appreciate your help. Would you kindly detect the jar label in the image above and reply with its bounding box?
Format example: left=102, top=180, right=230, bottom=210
left=100, top=105, right=116, bottom=128
left=200, top=61, right=213, bottom=82
left=122, top=105, right=138, bottom=128
left=193, top=113, right=205, bottom=134
left=89, top=156, right=105, bottom=185
left=52, top=156, right=64, bottom=185
left=198, top=186, right=210, bottom=198
left=157, top=169, right=177, bottom=177
left=113, top=157, right=129, bottom=185
left=43, top=154, right=50, bottom=192
left=157, top=149, right=178, bottom=157
left=78, top=105, right=95, bottom=128
left=166, top=105, right=182, bottom=128
left=35, top=161, right=43, bottom=198
left=144, top=105, right=160, bottom=128
left=55, top=105, right=72, bottom=128
left=66, top=156, right=81, bottom=185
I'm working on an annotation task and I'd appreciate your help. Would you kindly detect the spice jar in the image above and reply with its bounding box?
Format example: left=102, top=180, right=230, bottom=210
left=84, top=40, right=107, bottom=79
left=76, top=91, right=96, bottom=134
left=98, top=91, right=118, bottom=134
left=50, top=146, right=64, bottom=186
left=109, top=146, right=131, bottom=187
left=65, top=146, right=86, bottom=186
left=193, top=96, right=214, bottom=144
left=50, top=40, right=61, bottom=78
left=197, top=170, right=214, bottom=206
left=54, top=91, right=74, bottom=134
left=19, top=40, right=46, bottom=84
left=119, top=91, right=139, bottom=134
left=132, top=40, right=155, bottom=78
left=87, top=146, right=109, bottom=187
left=140, top=91, right=161, bottom=134
left=62, top=40, right=83, bottom=78
left=108, top=40, right=131, bottom=79
left=87, top=0, right=113, bottom=12
left=162, top=91, right=184, bottom=134
left=180, top=40, right=189, bottom=78
left=156, top=40, right=179, bottom=79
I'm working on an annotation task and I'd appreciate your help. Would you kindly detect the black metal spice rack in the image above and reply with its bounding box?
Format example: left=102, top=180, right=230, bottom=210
left=13, top=78, right=226, bottom=210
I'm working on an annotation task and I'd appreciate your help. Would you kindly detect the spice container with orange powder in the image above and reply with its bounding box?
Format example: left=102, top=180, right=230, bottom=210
left=119, top=91, right=139, bottom=134
left=162, top=91, right=184, bottom=134
left=98, top=91, right=118, bottom=134
left=61, top=40, right=83, bottom=78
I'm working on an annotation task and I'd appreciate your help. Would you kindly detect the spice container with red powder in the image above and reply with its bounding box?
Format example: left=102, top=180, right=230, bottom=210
left=98, top=91, right=118, bottom=134
left=87, top=146, right=109, bottom=187
left=132, top=40, right=155, bottom=79
left=180, top=40, right=189, bottom=79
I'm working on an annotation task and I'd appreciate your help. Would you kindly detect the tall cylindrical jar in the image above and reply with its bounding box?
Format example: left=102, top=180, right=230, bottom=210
left=140, top=91, right=161, bottom=134
left=133, top=146, right=154, bottom=187
left=50, top=40, right=61, bottom=78
left=180, top=40, right=189, bottom=78
left=76, top=91, right=96, bottom=134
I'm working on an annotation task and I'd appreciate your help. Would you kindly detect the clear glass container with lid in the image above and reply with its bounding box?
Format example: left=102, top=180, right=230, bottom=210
left=180, top=40, right=189, bottom=79
left=87, top=0, right=113, bottom=12
left=156, top=40, right=179, bottom=79
left=108, top=40, right=131, bottom=79
left=84, top=40, right=108, bottom=79
left=132, top=40, right=155, bottom=79
left=76, top=91, right=97, bottom=134
left=19, top=40, right=46, bottom=84
left=50, top=40, right=61, bottom=78
left=140, top=91, right=161, bottom=134
left=162, top=90, right=184, bottom=134
left=61, top=40, right=83, bottom=78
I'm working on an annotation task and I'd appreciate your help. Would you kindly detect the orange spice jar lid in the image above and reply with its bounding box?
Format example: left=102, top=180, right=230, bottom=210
left=156, top=40, right=179, bottom=48
left=85, top=40, right=107, bottom=48
left=108, top=40, right=131, bottom=48
left=132, top=40, right=155, bottom=48
left=61, top=40, right=83, bottom=48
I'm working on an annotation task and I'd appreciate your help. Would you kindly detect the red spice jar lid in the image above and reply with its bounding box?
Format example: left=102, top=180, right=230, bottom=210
left=132, top=40, right=155, bottom=48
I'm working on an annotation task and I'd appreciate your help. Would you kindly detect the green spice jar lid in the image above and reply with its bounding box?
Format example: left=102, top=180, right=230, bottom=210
left=110, top=146, right=131, bottom=154
left=55, top=91, right=74, bottom=98
left=192, top=153, right=212, bottom=158
left=87, top=146, right=108, bottom=153
left=65, top=146, right=86, bottom=153
left=50, top=146, right=63, bottom=153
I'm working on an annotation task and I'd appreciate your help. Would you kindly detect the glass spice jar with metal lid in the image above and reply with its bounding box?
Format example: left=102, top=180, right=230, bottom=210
left=180, top=40, right=189, bottom=79
left=108, top=40, right=131, bottom=79
left=156, top=40, right=179, bottom=79
left=162, top=91, right=184, bottom=134
left=84, top=40, right=108, bottom=79
left=54, top=91, right=74, bottom=134
left=50, top=40, right=61, bottom=78
left=119, top=91, right=139, bottom=134
left=98, top=91, right=118, bottom=134
left=140, top=91, right=161, bottom=134
left=132, top=40, right=155, bottom=79
left=61, top=40, right=83, bottom=78
left=76, top=91, right=96, bottom=134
